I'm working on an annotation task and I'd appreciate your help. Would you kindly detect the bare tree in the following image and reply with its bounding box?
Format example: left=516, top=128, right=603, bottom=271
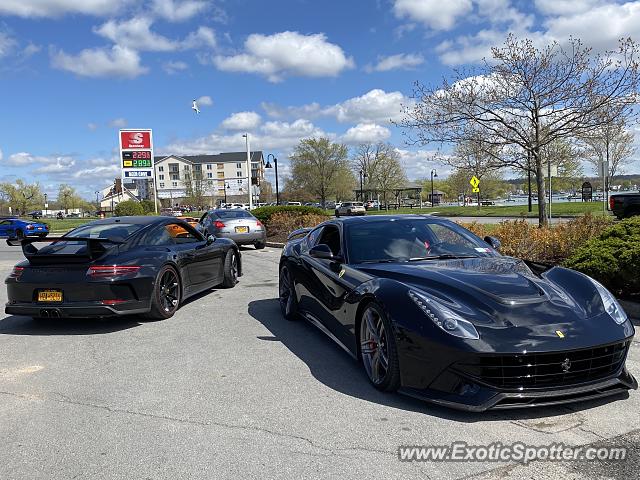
left=375, top=148, right=407, bottom=208
left=580, top=116, right=636, bottom=182
left=399, top=35, right=640, bottom=226
left=184, top=166, right=213, bottom=207
left=289, top=137, right=350, bottom=206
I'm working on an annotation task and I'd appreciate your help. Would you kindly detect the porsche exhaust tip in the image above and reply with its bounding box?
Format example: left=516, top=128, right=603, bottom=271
left=39, top=309, right=50, bottom=318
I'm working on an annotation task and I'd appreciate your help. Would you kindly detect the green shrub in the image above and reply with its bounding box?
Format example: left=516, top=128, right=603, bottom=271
left=114, top=200, right=144, bottom=217
left=252, top=206, right=326, bottom=225
left=140, top=200, right=155, bottom=214
left=268, top=212, right=329, bottom=240
left=564, top=217, right=640, bottom=298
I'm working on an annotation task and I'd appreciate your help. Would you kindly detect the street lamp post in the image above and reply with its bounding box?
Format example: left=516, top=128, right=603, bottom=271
left=95, top=191, right=100, bottom=212
left=242, top=133, right=253, bottom=210
left=265, top=154, right=279, bottom=205
left=224, top=182, right=229, bottom=205
left=430, top=169, right=438, bottom=207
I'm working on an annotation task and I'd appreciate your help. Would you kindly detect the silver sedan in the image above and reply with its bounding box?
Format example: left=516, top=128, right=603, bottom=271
left=198, top=209, right=267, bottom=249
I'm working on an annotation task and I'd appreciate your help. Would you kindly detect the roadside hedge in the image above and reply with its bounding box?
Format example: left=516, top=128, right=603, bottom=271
left=460, top=214, right=613, bottom=264
left=564, top=217, right=640, bottom=299
left=251, top=205, right=327, bottom=225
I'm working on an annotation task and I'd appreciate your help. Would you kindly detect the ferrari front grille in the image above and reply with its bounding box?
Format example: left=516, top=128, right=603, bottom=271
left=455, top=341, right=630, bottom=389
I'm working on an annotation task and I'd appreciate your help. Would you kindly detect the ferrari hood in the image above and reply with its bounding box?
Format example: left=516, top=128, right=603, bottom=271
left=353, top=256, right=588, bottom=327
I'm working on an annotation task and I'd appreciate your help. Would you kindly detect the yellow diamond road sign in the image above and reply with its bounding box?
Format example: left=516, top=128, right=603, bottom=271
left=470, top=176, right=480, bottom=189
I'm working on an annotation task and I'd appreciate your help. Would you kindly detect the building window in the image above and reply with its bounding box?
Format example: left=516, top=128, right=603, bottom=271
left=159, top=174, right=164, bottom=180
left=170, top=173, right=179, bottom=181
left=159, top=183, right=165, bottom=188
left=207, top=172, right=213, bottom=179
left=217, top=163, right=224, bottom=169
left=207, top=164, right=212, bottom=170
left=169, top=163, right=179, bottom=173
left=217, top=172, right=224, bottom=178
left=236, top=163, right=242, bottom=169
left=159, top=166, right=164, bottom=172
left=237, top=179, right=242, bottom=185
left=172, top=182, right=178, bottom=187
left=236, top=171, right=243, bottom=177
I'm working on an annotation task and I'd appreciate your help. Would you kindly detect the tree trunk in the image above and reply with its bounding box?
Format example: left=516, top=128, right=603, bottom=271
left=534, top=148, right=548, bottom=227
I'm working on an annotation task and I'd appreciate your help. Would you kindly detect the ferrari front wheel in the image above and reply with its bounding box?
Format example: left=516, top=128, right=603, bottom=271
left=359, top=303, right=400, bottom=391
left=279, top=265, right=299, bottom=321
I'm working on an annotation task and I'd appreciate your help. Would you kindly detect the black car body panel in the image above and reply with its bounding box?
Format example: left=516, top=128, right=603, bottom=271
left=279, top=215, right=636, bottom=411
left=610, top=192, right=640, bottom=219
left=5, top=216, right=241, bottom=319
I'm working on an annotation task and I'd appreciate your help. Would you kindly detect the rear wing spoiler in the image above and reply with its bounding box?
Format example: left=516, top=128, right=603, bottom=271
left=286, top=227, right=313, bottom=242
left=7, top=236, right=124, bottom=263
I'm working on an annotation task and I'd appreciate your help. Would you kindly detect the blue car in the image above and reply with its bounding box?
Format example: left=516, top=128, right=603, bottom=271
left=0, top=218, right=49, bottom=239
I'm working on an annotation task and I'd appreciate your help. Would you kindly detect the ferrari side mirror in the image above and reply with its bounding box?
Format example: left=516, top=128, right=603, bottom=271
left=206, top=235, right=216, bottom=245
left=309, top=244, right=334, bottom=260
left=484, top=236, right=501, bottom=251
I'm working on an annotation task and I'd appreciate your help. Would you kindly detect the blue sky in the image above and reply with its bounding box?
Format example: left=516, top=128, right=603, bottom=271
left=1, top=0, right=640, bottom=198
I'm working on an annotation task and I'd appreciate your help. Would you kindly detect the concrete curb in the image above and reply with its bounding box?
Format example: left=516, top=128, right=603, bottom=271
left=266, top=241, right=284, bottom=248
left=619, top=299, right=640, bottom=321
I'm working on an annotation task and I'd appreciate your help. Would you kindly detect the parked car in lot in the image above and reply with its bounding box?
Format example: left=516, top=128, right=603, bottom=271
left=27, top=211, right=43, bottom=219
left=610, top=192, right=640, bottom=219
left=287, top=201, right=302, bottom=206
left=198, top=209, right=267, bottom=249
left=5, top=216, right=240, bottom=320
left=335, top=201, right=366, bottom=217
left=278, top=215, right=636, bottom=411
left=0, top=218, right=48, bottom=239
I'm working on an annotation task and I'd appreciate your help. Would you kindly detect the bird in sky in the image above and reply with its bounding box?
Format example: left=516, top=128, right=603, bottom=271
left=192, top=99, right=200, bottom=114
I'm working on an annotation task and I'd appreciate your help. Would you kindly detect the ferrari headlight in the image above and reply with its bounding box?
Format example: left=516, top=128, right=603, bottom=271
left=408, top=290, right=479, bottom=339
left=590, top=278, right=628, bottom=325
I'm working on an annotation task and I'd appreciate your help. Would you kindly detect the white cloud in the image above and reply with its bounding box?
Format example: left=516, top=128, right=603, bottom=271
left=393, top=0, right=473, bottom=31
left=21, top=43, right=41, bottom=57
left=95, top=18, right=215, bottom=52
left=341, top=123, right=391, bottom=144
left=5, top=152, right=76, bottom=173
left=95, top=17, right=178, bottom=52
left=534, top=0, right=604, bottom=16
left=213, top=31, right=354, bottom=82
left=261, top=101, right=322, bottom=120
left=0, top=0, right=131, bottom=17
left=544, top=2, right=640, bottom=52
left=0, top=148, right=3, bottom=161
left=72, top=164, right=120, bottom=180
left=221, top=111, right=262, bottom=131
left=395, top=148, right=452, bottom=180
left=0, top=30, right=17, bottom=58
left=324, top=89, right=410, bottom=124
left=87, top=123, right=98, bottom=131
left=34, top=156, right=75, bottom=174
left=182, top=26, right=216, bottom=49
left=160, top=118, right=330, bottom=156
left=6, top=152, right=33, bottom=166
left=152, top=0, right=208, bottom=22
left=196, top=95, right=213, bottom=106
left=51, top=45, right=148, bottom=78
left=108, top=118, right=127, bottom=128
left=366, top=53, right=424, bottom=72
left=163, top=60, right=188, bottom=74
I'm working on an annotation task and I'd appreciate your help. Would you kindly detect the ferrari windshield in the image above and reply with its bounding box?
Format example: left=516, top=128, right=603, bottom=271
left=346, top=219, right=496, bottom=264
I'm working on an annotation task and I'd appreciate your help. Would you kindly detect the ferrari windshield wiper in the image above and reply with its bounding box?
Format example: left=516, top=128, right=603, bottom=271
left=409, top=254, right=480, bottom=261
left=358, top=259, right=401, bottom=264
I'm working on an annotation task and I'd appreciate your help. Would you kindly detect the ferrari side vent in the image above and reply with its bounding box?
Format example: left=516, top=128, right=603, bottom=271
left=454, top=341, right=630, bottom=390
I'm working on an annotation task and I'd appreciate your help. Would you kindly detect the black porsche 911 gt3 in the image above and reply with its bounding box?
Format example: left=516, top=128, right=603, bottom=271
left=278, top=215, right=637, bottom=411
left=5, top=216, right=241, bottom=320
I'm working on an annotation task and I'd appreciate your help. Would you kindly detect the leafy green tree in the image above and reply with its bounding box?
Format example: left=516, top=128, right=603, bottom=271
left=139, top=200, right=155, bottom=214
left=0, top=180, right=44, bottom=215
left=288, top=137, right=350, bottom=206
left=114, top=200, right=144, bottom=216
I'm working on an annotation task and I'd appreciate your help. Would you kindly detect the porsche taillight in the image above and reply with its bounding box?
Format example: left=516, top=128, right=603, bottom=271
left=87, top=266, right=141, bottom=278
left=609, top=196, right=615, bottom=210
left=9, top=266, right=24, bottom=278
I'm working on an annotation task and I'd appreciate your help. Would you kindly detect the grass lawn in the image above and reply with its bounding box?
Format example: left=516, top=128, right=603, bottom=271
left=358, top=201, right=610, bottom=218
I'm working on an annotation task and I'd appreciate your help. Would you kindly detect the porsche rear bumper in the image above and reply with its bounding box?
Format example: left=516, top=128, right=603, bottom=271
left=5, top=300, right=150, bottom=318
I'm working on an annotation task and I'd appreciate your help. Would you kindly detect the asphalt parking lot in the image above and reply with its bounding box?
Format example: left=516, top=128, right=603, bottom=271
left=0, top=242, right=638, bottom=479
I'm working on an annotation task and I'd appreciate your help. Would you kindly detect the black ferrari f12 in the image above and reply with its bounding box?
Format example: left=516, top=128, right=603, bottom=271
left=5, top=216, right=241, bottom=320
left=278, top=215, right=636, bottom=411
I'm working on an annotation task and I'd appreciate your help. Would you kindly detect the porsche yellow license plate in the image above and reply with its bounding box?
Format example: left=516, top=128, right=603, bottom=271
left=38, top=290, right=62, bottom=302
left=235, top=226, right=249, bottom=233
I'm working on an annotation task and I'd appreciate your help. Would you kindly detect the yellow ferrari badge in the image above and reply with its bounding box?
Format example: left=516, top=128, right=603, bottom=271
left=555, top=330, right=565, bottom=338
left=339, top=269, right=345, bottom=278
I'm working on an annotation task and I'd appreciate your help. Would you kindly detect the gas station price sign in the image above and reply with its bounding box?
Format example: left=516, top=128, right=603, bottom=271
left=119, top=129, right=154, bottom=179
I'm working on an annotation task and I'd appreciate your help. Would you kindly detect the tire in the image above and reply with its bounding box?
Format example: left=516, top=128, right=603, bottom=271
left=255, top=240, right=266, bottom=250
left=15, top=229, right=25, bottom=240
left=221, top=249, right=239, bottom=288
left=359, top=302, right=400, bottom=392
left=335, top=210, right=340, bottom=217
left=144, top=265, right=181, bottom=320
left=279, top=265, right=299, bottom=321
